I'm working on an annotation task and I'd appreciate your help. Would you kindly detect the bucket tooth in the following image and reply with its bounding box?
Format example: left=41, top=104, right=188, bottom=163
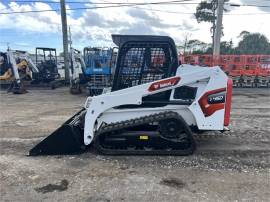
left=29, top=109, right=86, bottom=156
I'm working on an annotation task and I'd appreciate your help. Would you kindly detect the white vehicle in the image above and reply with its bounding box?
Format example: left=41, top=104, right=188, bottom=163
left=30, top=35, right=232, bottom=156
left=69, top=47, right=86, bottom=94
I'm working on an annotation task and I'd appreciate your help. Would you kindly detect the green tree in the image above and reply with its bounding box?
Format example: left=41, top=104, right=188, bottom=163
left=195, top=0, right=229, bottom=50
left=186, top=40, right=211, bottom=54
left=238, top=31, right=250, bottom=38
left=179, top=32, right=270, bottom=55
left=236, top=32, right=270, bottom=54
left=188, top=40, right=234, bottom=55
left=177, top=39, right=211, bottom=55
left=220, top=40, right=234, bottom=54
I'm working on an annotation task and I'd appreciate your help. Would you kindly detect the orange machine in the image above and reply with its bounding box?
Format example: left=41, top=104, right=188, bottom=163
left=179, top=54, right=270, bottom=87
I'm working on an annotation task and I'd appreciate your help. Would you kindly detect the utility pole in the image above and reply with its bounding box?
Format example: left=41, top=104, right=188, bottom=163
left=68, top=26, right=72, bottom=59
left=213, top=0, right=224, bottom=56
left=183, top=35, right=188, bottom=56
left=60, top=0, right=70, bottom=82
left=183, top=33, right=191, bottom=56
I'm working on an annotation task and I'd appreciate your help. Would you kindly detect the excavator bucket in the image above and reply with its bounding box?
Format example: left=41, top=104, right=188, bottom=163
left=29, top=109, right=86, bottom=156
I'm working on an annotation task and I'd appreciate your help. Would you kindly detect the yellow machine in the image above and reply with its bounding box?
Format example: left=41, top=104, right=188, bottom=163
left=0, top=53, right=12, bottom=80
left=0, top=69, right=13, bottom=80
left=0, top=50, right=28, bottom=93
left=17, top=59, right=32, bottom=80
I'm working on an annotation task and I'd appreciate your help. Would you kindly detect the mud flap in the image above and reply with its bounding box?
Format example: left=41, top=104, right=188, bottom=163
left=29, top=109, right=86, bottom=156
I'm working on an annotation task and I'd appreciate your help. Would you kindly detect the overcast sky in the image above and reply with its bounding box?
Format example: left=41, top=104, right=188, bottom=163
left=0, top=0, right=269, bottom=53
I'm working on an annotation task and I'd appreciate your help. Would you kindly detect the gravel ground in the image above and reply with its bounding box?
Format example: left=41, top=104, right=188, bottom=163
left=0, top=87, right=269, bottom=202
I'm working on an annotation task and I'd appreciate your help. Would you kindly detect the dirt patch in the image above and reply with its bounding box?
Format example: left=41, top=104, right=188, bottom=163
left=1, top=88, right=270, bottom=201
left=34, top=179, right=69, bottom=194
left=160, top=177, right=186, bottom=189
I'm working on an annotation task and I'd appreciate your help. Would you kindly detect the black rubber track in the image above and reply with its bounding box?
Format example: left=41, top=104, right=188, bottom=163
left=93, top=111, right=196, bottom=155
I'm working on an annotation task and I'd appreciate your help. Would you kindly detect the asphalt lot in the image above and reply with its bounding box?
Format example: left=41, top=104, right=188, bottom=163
left=0, top=87, right=269, bottom=201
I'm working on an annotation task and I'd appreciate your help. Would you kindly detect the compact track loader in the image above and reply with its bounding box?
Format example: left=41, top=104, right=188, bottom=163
left=29, top=35, right=232, bottom=156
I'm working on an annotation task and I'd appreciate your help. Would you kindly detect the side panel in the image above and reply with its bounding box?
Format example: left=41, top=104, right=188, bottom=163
left=198, top=88, right=226, bottom=117
left=188, top=67, right=228, bottom=130
left=97, top=106, right=196, bottom=129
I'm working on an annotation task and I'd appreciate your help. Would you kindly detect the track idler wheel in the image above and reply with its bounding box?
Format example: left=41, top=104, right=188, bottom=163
left=158, top=117, right=196, bottom=153
left=158, top=118, right=185, bottom=139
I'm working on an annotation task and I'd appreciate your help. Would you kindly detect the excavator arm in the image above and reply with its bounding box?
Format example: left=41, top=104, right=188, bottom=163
left=69, top=48, right=86, bottom=94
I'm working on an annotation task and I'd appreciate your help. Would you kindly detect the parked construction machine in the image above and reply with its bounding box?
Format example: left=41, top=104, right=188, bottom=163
left=69, top=47, right=86, bottom=94
left=33, top=47, right=63, bottom=88
left=83, top=47, right=116, bottom=96
left=29, top=35, right=232, bottom=156
left=69, top=47, right=117, bottom=95
left=0, top=47, right=64, bottom=93
left=0, top=50, right=32, bottom=93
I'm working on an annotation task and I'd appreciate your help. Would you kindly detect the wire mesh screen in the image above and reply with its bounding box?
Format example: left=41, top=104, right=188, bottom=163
left=119, top=47, right=145, bottom=88
left=141, top=47, right=166, bottom=84
left=115, top=42, right=172, bottom=90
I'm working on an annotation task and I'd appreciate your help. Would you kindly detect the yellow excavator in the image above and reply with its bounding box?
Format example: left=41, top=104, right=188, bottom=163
left=0, top=59, right=31, bottom=80
left=0, top=50, right=28, bottom=93
left=0, top=48, right=62, bottom=93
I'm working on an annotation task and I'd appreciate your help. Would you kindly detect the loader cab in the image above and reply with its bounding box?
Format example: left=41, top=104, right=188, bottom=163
left=111, top=35, right=179, bottom=107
